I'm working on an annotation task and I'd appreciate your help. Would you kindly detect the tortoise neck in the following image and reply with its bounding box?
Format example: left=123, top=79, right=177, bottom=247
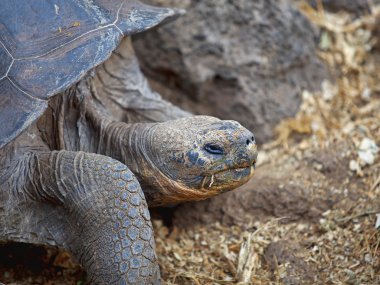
left=96, top=120, right=189, bottom=206
left=97, top=121, right=151, bottom=170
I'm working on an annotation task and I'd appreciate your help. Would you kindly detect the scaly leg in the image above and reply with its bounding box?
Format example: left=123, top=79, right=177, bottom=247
left=1, top=151, right=159, bottom=285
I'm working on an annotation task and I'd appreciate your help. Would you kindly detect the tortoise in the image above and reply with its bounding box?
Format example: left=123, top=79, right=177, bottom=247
left=0, top=0, right=258, bottom=284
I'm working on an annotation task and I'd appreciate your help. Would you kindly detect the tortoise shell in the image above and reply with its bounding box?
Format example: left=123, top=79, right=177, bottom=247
left=0, top=0, right=181, bottom=148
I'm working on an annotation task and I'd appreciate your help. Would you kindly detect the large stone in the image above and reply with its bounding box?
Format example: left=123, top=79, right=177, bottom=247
left=133, top=0, right=330, bottom=142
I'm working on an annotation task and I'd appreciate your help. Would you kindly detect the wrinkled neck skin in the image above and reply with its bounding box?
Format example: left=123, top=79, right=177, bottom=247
left=96, top=120, right=156, bottom=186
left=42, top=76, right=205, bottom=207
left=42, top=61, right=256, bottom=207
left=96, top=120, right=218, bottom=207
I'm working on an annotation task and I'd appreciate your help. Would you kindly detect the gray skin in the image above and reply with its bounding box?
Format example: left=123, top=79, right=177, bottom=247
left=0, top=2, right=257, bottom=285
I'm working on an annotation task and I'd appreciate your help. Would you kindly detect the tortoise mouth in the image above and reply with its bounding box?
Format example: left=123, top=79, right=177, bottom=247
left=200, top=163, right=255, bottom=191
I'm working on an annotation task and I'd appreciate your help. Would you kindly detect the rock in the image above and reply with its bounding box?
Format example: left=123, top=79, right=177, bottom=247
left=133, top=0, right=330, bottom=143
left=358, top=138, right=379, bottom=166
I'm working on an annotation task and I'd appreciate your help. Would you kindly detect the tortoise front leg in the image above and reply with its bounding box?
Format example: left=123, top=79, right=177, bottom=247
left=5, top=151, right=160, bottom=285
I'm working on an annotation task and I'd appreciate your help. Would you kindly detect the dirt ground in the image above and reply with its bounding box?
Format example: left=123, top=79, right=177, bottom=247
left=1, top=3, right=380, bottom=285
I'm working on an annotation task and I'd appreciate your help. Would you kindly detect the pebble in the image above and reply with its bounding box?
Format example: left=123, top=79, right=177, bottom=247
left=375, top=213, right=380, bottom=229
left=322, top=80, right=338, bottom=101
left=364, top=253, right=372, bottom=264
left=361, top=88, right=371, bottom=101
left=358, top=138, right=379, bottom=165
left=349, top=160, right=360, bottom=172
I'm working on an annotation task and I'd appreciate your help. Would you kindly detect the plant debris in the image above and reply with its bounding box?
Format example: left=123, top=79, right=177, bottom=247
left=1, top=2, right=380, bottom=284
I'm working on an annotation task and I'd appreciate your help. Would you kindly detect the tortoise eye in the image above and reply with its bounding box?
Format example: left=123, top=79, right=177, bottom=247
left=204, top=143, right=224, bottom=155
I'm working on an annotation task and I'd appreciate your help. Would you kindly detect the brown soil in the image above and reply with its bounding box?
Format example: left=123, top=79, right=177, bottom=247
left=1, top=3, right=380, bottom=285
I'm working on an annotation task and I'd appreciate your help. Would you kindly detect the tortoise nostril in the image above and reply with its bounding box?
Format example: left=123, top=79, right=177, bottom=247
left=246, top=135, right=255, bottom=146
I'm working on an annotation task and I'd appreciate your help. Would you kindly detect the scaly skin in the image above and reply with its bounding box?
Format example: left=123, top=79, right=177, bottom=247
left=1, top=151, right=159, bottom=284
left=92, top=116, right=258, bottom=206
left=0, top=112, right=257, bottom=284
left=43, top=74, right=258, bottom=205
left=0, top=38, right=258, bottom=284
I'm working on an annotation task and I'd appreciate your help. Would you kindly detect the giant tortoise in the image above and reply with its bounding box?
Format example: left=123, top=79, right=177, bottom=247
left=0, top=1, right=258, bottom=284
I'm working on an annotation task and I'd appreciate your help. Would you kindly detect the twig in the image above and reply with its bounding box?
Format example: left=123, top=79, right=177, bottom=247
left=336, top=210, right=378, bottom=224
left=236, top=232, right=256, bottom=284
left=177, top=272, right=236, bottom=284
left=370, top=172, right=380, bottom=191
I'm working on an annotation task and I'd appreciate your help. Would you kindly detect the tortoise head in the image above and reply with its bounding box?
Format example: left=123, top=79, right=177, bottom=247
left=140, top=116, right=257, bottom=206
